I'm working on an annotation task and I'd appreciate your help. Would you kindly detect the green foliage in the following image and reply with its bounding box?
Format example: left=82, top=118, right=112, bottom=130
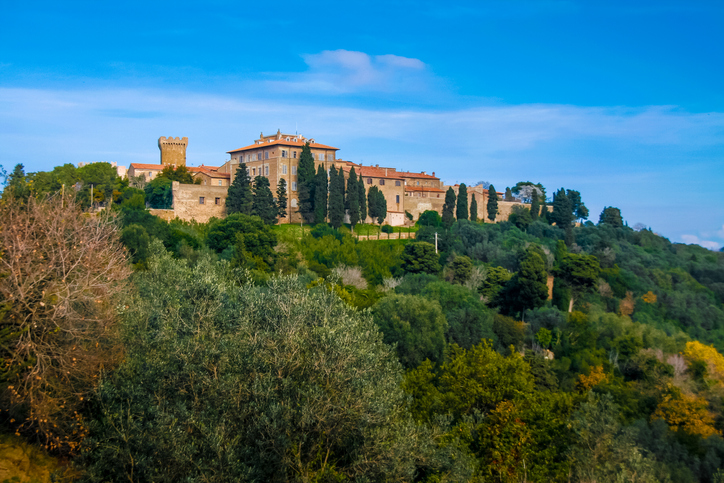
left=313, top=165, right=328, bottom=225
left=487, top=184, right=499, bottom=222
left=226, top=163, right=253, bottom=215
left=328, top=165, right=345, bottom=229
left=496, top=245, right=549, bottom=317
left=345, top=167, right=360, bottom=229
left=367, top=185, right=387, bottom=225
left=401, top=242, right=440, bottom=274
left=478, top=265, right=513, bottom=302
left=143, top=176, right=173, bottom=209
left=80, top=247, right=464, bottom=481
left=206, top=213, right=277, bottom=263
left=442, top=187, right=456, bottom=228
left=508, top=204, right=532, bottom=230
left=372, top=293, right=447, bottom=368
left=600, top=206, right=624, bottom=227
left=276, top=177, right=287, bottom=219
left=158, top=165, right=199, bottom=184
left=357, top=175, right=367, bottom=222
left=251, top=175, right=277, bottom=224
left=551, top=188, right=574, bottom=228
left=450, top=255, right=473, bottom=284
left=470, top=194, right=478, bottom=222
left=3, top=164, right=30, bottom=202
left=504, top=186, right=514, bottom=201
left=120, top=224, right=150, bottom=266
left=456, top=183, right=468, bottom=220
left=530, top=188, right=540, bottom=220
left=417, top=210, right=442, bottom=227
left=297, top=142, right=316, bottom=223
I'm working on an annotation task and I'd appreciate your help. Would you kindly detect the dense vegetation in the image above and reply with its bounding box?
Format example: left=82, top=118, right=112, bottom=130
left=2, top=162, right=724, bottom=482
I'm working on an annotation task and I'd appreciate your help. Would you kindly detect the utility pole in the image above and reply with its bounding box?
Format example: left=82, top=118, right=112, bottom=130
left=434, top=232, right=438, bottom=254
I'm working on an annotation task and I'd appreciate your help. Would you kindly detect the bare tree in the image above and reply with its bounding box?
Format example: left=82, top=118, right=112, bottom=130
left=0, top=193, right=130, bottom=452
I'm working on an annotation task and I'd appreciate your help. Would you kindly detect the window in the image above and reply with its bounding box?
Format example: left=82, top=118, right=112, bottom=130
left=246, top=168, right=250, bottom=175
left=379, top=179, right=385, bottom=186
left=218, top=180, right=223, bottom=186
left=395, top=180, right=401, bottom=186
left=396, top=195, right=400, bottom=203
left=291, top=198, right=298, bottom=207
left=215, top=197, right=221, bottom=205
left=265, top=166, right=269, bottom=176
left=416, top=181, right=420, bottom=186
left=282, top=165, right=287, bottom=174
left=293, top=151, right=297, bottom=159
left=292, top=181, right=297, bottom=191
left=265, top=151, right=269, bottom=160
left=282, top=150, right=287, bottom=158
left=252, top=168, right=256, bottom=176
left=367, top=178, right=372, bottom=184
left=199, top=197, right=205, bottom=204
left=285, top=137, right=290, bottom=141
left=292, top=166, right=297, bottom=175
left=293, top=138, right=297, bottom=142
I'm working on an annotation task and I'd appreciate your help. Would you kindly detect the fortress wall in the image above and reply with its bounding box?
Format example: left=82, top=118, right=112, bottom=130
left=159, top=136, right=188, bottom=166
left=171, top=182, right=228, bottom=223
left=404, top=195, right=446, bottom=221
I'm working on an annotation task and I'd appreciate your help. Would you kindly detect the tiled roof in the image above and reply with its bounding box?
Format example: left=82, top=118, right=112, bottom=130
left=129, top=163, right=164, bottom=170
left=227, top=139, right=339, bottom=153
left=341, top=162, right=404, bottom=180
left=189, top=165, right=221, bottom=174
left=397, top=171, right=439, bottom=180
left=405, top=185, right=445, bottom=193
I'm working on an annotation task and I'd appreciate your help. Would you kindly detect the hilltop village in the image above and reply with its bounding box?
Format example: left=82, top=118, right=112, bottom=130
left=126, top=131, right=525, bottom=224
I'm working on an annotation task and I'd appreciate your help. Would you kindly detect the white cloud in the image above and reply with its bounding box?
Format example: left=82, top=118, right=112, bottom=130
left=267, top=50, right=430, bottom=95
left=681, top=234, right=722, bottom=251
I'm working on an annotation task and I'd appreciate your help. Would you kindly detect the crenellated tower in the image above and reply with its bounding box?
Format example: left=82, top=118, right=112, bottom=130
left=158, top=136, right=188, bottom=166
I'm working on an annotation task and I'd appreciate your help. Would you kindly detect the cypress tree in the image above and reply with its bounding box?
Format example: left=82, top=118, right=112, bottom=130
left=530, top=188, right=540, bottom=220
left=552, top=188, right=573, bottom=228
left=442, top=187, right=456, bottom=228
left=297, top=143, right=316, bottom=223
left=368, top=186, right=387, bottom=226
left=276, top=178, right=288, bottom=219
left=226, top=163, right=253, bottom=215
left=456, top=183, right=469, bottom=221
left=358, top=176, right=367, bottom=223
left=505, top=187, right=513, bottom=201
left=328, top=165, right=345, bottom=229
left=470, top=194, right=478, bottom=222
left=313, top=165, right=328, bottom=225
left=346, top=167, right=360, bottom=230
left=487, top=184, right=499, bottom=222
left=251, top=175, right=277, bottom=225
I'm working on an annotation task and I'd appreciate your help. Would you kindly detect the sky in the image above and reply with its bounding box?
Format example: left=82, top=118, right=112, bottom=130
left=1, top=0, right=723, bottom=249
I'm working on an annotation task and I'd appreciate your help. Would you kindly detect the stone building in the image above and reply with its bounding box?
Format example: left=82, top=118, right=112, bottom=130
left=159, top=136, right=188, bottom=166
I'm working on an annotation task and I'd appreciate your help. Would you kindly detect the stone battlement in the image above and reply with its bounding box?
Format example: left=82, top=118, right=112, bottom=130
left=158, top=136, right=188, bottom=166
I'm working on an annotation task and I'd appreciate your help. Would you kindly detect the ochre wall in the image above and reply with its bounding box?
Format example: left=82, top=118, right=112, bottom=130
left=171, top=182, right=228, bottom=223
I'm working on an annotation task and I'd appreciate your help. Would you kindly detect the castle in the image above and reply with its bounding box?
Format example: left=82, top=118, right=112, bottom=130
left=134, top=132, right=524, bottom=224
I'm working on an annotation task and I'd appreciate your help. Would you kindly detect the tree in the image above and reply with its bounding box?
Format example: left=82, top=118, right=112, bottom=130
left=551, top=188, right=574, bottom=228
left=555, top=248, right=601, bottom=312
left=508, top=205, right=533, bottom=230
left=252, top=175, right=278, bottom=224
left=206, top=213, right=277, bottom=268
left=328, top=165, right=345, bottom=229
left=487, top=184, right=499, bottom=222
left=297, top=142, right=316, bottom=223
left=3, top=164, right=30, bottom=202
left=76, top=162, right=120, bottom=208
left=80, top=248, right=465, bottom=481
left=496, top=245, right=549, bottom=317
left=470, top=194, right=478, bottom=222
left=226, top=163, right=253, bottom=215
left=599, top=206, right=623, bottom=227
left=346, top=167, right=360, bottom=230
left=530, top=188, right=540, bottom=220
left=144, top=176, right=173, bottom=209
left=566, top=189, right=588, bottom=221
left=276, top=178, right=287, bottom=219
left=512, top=181, right=546, bottom=203
left=456, top=183, right=468, bottom=220
left=417, top=210, right=442, bottom=227
left=0, top=193, right=130, bottom=452
left=313, top=165, right=328, bottom=225
left=158, top=165, right=200, bottom=184
left=372, top=294, right=447, bottom=368
left=368, top=186, right=386, bottom=226
left=358, top=176, right=367, bottom=223
left=504, top=187, right=514, bottom=201
left=401, top=242, right=440, bottom=274
left=442, top=187, right=456, bottom=228
left=450, top=255, right=473, bottom=284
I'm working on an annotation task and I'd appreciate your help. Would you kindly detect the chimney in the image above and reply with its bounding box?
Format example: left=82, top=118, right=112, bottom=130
left=421, top=171, right=427, bottom=175
left=432, top=172, right=435, bottom=177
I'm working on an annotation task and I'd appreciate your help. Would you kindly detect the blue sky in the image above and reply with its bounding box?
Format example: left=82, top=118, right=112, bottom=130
left=1, top=0, right=723, bottom=248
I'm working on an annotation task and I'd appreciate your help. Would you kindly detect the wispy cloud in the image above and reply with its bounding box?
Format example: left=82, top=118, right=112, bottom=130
left=265, top=50, right=431, bottom=95
left=681, top=234, right=722, bottom=251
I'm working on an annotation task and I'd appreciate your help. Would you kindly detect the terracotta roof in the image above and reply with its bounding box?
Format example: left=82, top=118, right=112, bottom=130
left=405, top=185, right=445, bottom=193
left=340, top=162, right=404, bottom=180
left=188, top=165, right=221, bottom=174
left=197, top=172, right=230, bottom=179
left=227, top=139, right=339, bottom=153
left=129, top=163, right=164, bottom=170
left=397, top=171, right=439, bottom=180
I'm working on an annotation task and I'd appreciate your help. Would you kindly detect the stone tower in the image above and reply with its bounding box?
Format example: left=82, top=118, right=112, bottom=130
left=158, top=136, right=188, bottom=167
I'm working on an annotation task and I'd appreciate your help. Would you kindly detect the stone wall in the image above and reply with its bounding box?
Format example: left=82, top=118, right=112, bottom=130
left=404, top=195, right=446, bottom=221
left=158, top=136, right=188, bottom=166
left=171, top=182, right=228, bottom=223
